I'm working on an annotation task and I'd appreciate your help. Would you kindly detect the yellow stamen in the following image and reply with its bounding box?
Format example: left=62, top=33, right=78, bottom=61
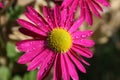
left=47, top=28, right=72, bottom=53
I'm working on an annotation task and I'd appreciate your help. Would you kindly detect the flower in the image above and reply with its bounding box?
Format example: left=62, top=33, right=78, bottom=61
left=0, top=2, right=3, bottom=8
left=61, top=0, right=110, bottom=25
left=16, top=5, right=94, bottom=80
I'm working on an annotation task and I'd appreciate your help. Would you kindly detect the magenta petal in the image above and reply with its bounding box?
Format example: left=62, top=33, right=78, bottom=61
left=27, top=49, right=50, bottom=71
left=79, top=0, right=85, bottom=19
left=72, top=30, right=93, bottom=39
left=18, top=46, right=45, bottom=64
left=43, top=6, right=55, bottom=29
left=72, top=45, right=93, bottom=58
left=68, top=51, right=86, bottom=73
left=64, top=53, right=79, bottom=80
left=19, top=28, right=46, bottom=39
left=0, top=2, right=3, bottom=8
left=17, top=19, right=47, bottom=36
left=61, top=8, right=68, bottom=27
left=69, top=0, right=79, bottom=16
left=96, top=0, right=111, bottom=7
left=25, top=12, right=50, bottom=32
left=92, top=0, right=103, bottom=12
left=84, top=1, right=93, bottom=25
left=87, top=0, right=101, bottom=18
left=68, top=17, right=84, bottom=33
left=53, top=54, right=62, bottom=80
left=16, top=39, right=45, bottom=52
left=61, top=0, right=73, bottom=8
left=71, top=50, right=90, bottom=66
left=37, top=52, right=56, bottom=80
left=54, top=5, right=61, bottom=27
left=73, top=39, right=95, bottom=47
left=61, top=54, right=70, bottom=80
left=27, top=6, right=48, bottom=26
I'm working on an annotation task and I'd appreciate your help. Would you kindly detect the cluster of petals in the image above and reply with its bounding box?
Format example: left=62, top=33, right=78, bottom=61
left=61, top=0, right=110, bottom=25
left=16, top=5, right=94, bottom=80
left=0, top=2, right=3, bottom=8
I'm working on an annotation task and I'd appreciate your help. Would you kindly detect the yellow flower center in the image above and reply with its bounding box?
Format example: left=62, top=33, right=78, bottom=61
left=47, top=28, right=72, bottom=53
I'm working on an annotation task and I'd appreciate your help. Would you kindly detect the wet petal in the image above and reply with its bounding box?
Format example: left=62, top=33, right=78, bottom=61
left=72, top=45, right=93, bottom=58
left=27, top=49, right=50, bottom=71
left=72, top=30, right=93, bottom=39
left=73, top=39, right=95, bottom=47
left=68, top=17, right=84, bottom=33
left=61, top=54, right=70, bottom=80
left=16, top=39, right=45, bottom=52
left=43, top=6, right=55, bottom=29
left=53, top=54, right=62, bottom=80
left=64, top=53, right=79, bottom=80
left=54, top=5, right=61, bottom=27
left=61, top=8, right=68, bottom=27
left=18, top=46, right=45, bottom=64
left=71, top=50, right=90, bottom=66
left=17, top=19, right=47, bottom=36
left=37, top=51, right=56, bottom=80
left=25, top=12, right=50, bottom=32
left=68, top=51, right=86, bottom=73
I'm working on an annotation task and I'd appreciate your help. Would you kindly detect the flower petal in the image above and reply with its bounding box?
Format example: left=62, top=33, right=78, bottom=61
left=61, top=54, right=70, bottom=80
left=17, top=19, right=47, bottom=36
left=72, top=30, right=93, bottom=39
left=25, top=12, right=50, bottom=32
left=84, top=1, right=93, bottom=25
left=27, top=6, right=48, bottom=26
left=53, top=54, right=62, bottom=80
left=61, top=8, right=68, bottom=27
left=27, top=49, right=50, bottom=71
left=37, top=51, right=56, bottom=80
left=73, top=39, right=95, bottom=47
left=16, top=39, right=45, bottom=52
left=18, top=46, right=45, bottom=64
left=0, top=2, right=3, bottom=8
left=72, top=45, right=93, bottom=58
left=68, top=17, right=84, bottom=33
left=19, top=28, right=46, bottom=39
left=61, top=0, right=73, bottom=8
left=68, top=51, right=86, bottom=73
left=43, top=6, right=55, bottom=29
left=64, top=53, right=79, bottom=80
left=54, top=5, right=61, bottom=27
left=71, top=50, right=90, bottom=66
left=92, top=0, right=103, bottom=11
left=96, top=0, right=110, bottom=7
left=87, top=0, right=101, bottom=18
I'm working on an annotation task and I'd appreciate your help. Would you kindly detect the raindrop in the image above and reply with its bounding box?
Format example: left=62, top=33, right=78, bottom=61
left=81, top=34, right=87, bottom=38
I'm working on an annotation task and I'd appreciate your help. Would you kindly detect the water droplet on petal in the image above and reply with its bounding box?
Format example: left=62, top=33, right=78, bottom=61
left=81, top=34, right=87, bottom=38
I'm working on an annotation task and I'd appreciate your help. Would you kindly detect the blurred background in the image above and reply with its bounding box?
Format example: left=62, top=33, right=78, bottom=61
left=0, top=0, right=120, bottom=80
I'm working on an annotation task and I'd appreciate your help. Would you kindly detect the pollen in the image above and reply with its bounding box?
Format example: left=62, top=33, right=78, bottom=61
left=47, top=28, right=72, bottom=53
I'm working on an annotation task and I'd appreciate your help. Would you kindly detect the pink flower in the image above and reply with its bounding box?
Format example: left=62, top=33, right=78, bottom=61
left=0, top=2, right=3, bottom=8
left=16, top=5, right=94, bottom=80
left=61, top=0, right=110, bottom=25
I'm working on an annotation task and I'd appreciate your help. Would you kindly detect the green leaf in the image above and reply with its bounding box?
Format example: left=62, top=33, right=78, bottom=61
left=6, top=42, right=17, bottom=58
left=0, top=66, right=11, bottom=80
left=12, top=75, right=21, bottom=80
left=23, top=70, right=37, bottom=80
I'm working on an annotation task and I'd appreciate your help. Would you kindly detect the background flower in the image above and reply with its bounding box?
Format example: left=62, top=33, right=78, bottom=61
left=61, top=0, right=110, bottom=25
left=0, top=2, right=3, bottom=8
